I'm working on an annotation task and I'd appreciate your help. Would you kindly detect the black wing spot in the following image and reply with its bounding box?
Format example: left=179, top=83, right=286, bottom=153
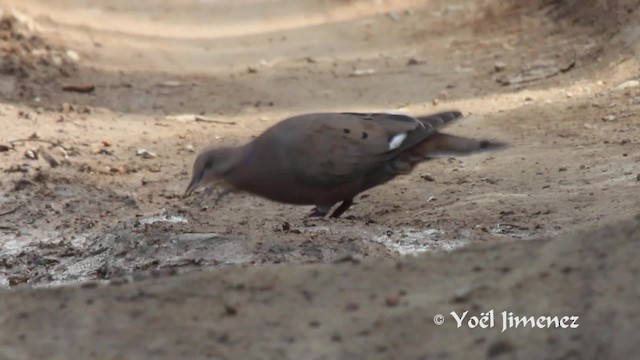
left=479, top=140, right=490, bottom=149
left=361, top=131, right=369, bottom=139
left=343, top=128, right=351, bottom=134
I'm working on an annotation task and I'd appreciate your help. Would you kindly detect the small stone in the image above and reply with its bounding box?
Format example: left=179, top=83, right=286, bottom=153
left=159, top=80, right=183, bottom=87
left=427, top=196, right=436, bottom=202
left=602, top=114, right=617, bottom=121
left=7, top=274, right=29, bottom=286
left=452, top=285, right=480, bottom=303
left=406, top=58, right=424, bottom=66
left=51, top=55, right=63, bottom=67
left=90, top=146, right=103, bottom=155
left=432, top=98, right=440, bottom=106
left=345, top=302, right=360, bottom=312
left=558, top=166, right=568, bottom=172
left=421, top=173, right=435, bottom=182
left=350, top=68, right=376, bottom=77
left=6, top=164, right=28, bottom=173
left=136, top=149, right=157, bottom=159
left=224, top=305, right=238, bottom=316
left=66, top=50, right=80, bottom=62
left=184, top=144, right=195, bottom=153
left=494, top=61, right=506, bottom=72
left=386, top=11, right=401, bottom=21
left=385, top=295, right=400, bottom=307
left=61, top=102, right=74, bottom=113
left=308, top=320, right=321, bottom=328
left=24, top=149, right=38, bottom=160
left=166, top=114, right=196, bottom=123
left=636, top=174, right=640, bottom=182
left=54, top=146, right=68, bottom=159
left=614, top=79, right=640, bottom=91
left=247, top=66, right=258, bottom=74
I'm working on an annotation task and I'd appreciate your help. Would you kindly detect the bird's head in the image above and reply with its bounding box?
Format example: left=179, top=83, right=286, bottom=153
left=184, top=146, right=240, bottom=197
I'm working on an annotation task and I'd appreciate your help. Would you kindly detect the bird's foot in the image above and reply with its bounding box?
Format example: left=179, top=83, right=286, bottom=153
left=329, top=199, right=354, bottom=218
left=307, top=207, right=328, bottom=218
left=307, top=204, right=333, bottom=218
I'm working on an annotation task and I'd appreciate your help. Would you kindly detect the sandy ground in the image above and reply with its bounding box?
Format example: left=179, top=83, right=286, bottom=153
left=0, top=0, right=639, bottom=358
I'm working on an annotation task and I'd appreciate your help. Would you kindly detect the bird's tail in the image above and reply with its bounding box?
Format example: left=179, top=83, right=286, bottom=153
left=411, top=133, right=508, bottom=158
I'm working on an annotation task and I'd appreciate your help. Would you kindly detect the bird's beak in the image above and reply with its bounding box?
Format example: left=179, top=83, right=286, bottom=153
left=184, top=176, right=200, bottom=198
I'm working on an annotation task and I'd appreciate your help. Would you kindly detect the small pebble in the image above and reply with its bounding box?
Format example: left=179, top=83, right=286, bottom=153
left=124, top=195, right=137, bottom=207
left=421, top=173, right=435, bottom=182
left=385, top=295, right=400, bottom=307
left=614, top=79, right=640, bottom=91
left=136, top=149, right=157, bottom=159
left=24, top=149, right=38, bottom=160
left=61, top=102, right=74, bottom=113
left=386, top=11, right=401, bottom=21
left=345, top=302, right=360, bottom=312
left=350, top=68, right=376, bottom=77
left=51, top=55, right=63, bottom=67
left=66, top=50, right=80, bottom=62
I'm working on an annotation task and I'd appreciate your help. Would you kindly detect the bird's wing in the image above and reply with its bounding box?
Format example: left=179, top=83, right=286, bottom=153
left=269, top=111, right=462, bottom=188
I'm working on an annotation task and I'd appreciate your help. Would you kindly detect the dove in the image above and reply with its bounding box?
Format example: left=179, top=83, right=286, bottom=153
left=185, top=111, right=506, bottom=218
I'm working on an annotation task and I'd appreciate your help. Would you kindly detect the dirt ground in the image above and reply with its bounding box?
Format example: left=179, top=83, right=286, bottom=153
left=0, top=0, right=639, bottom=358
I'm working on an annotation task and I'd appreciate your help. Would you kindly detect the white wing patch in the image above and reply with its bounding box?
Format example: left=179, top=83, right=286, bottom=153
left=388, top=132, right=408, bottom=150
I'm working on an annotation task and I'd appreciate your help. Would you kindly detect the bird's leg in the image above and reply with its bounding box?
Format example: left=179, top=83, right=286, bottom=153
left=307, top=204, right=332, bottom=218
left=329, top=198, right=354, bottom=218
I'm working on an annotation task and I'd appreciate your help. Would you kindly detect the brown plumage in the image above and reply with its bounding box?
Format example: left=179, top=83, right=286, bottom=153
left=185, top=111, right=507, bottom=218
